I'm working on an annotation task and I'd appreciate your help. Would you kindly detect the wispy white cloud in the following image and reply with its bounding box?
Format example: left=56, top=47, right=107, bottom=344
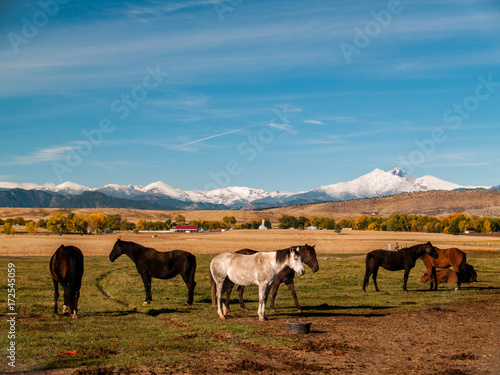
left=303, top=120, right=325, bottom=125
left=6, top=144, right=81, bottom=165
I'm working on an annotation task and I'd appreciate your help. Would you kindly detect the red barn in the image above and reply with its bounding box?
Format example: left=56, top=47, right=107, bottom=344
left=174, top=225, right=198, bottom=233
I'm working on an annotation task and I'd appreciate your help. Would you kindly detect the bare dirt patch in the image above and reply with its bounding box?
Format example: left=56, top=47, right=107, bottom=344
left=34, top=293, right=500, bottom=375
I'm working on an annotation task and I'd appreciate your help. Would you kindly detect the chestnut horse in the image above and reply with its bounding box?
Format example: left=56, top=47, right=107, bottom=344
left=50, top=245, right=84, bottom=318
left=418, top=264, right=477, bottom=284
left=363, top=242, right=438, bottom=292
left=210, top=247, right=305, bottom=321
left=420, top=247, right=467, bottom=291
left=109, top=239, right=197, bottom=305
left=215, top=244, right=318, bottom=313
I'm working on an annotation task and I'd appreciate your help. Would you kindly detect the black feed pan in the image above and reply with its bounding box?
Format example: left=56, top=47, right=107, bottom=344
left=288, top=322, right=312, bottom=334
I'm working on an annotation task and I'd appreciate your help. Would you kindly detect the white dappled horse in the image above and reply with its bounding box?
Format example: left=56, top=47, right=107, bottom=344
left=210, top=247, right=305, bottom=321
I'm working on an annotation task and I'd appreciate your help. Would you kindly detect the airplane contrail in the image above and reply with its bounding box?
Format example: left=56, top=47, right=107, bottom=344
left=172, top=121, right=268, bottom=149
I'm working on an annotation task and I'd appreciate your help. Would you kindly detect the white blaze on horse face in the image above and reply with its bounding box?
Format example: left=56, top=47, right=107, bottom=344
left=291, top=248, right=305, bottom=276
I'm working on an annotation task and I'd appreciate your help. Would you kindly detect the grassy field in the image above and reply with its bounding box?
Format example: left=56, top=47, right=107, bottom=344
left=1, top=244, right=499, bottom=373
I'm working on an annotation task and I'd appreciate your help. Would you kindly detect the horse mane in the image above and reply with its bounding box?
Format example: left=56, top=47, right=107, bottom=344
left=275, top=247, right=293, bottom=264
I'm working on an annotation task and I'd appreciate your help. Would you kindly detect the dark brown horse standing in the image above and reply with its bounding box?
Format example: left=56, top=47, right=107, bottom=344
left=363, top=241, right=438, bottom=292
left=108, top=239, right=197, bottom=305
left=212, top=244, right=319, bottom=313
left=50, top=245, right=84, bottom=318
left=420, top=247, right=468, bottom=291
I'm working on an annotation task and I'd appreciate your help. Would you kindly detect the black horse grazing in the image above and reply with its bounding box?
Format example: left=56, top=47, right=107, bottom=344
left=220, top=244, right=319, bottom=313
left=108, top=239, right=197, bottom=305
left=363, top=241, right=438, bottom=292
left=50, top=245, right=84, bottom=318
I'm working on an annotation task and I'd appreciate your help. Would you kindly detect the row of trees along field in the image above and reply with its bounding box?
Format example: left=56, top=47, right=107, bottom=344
left=278, top=213, right=500, bottom=234
left=1, top=212, right=499, bottom=235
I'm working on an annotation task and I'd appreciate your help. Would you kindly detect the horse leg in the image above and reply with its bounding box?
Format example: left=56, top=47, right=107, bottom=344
left=72, top=290, right=79, bottom=319
left=180, top=267, right=196, bottom=305
left=258, top=284, right=271, bottom=321
left=287, top=282, right=302, bottom=313
left=61, top=281, right=70, bottom=315
left=237, top=285, right=248, bottom=311
left=363, top=261, right=373, bottom=292
left=223, top=284, right=233, bottom=313
left=52, top=279, right=59, bottom=315
left=141, top=273, right=152, bottom=304
left=269, top=281, right=281, bottom=313
left=372, top=267, right=380, bottom=292
left=215, top=281, right=226, bottom=320
left=455, top=256, right=466, bottom=291
left=431, top=267, right=438, bottom=291
left=402, top=268, right=411, bottom=292
left=219, top=278, right=234, bottom=318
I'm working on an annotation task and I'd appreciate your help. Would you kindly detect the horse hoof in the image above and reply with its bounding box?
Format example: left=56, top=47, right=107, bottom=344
left=142, top=301, right=150, bottom=306
left=271, top=309, right=277, bottom=314
left=219, top=315, right=226, bottom=320
left=296, top=309, right=302, bottom=314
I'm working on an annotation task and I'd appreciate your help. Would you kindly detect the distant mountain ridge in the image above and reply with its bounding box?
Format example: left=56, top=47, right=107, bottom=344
left=0, top=168, right=491, bottom=210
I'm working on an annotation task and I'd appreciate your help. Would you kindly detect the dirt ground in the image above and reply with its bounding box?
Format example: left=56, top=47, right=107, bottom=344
left=33, top=290, right=499, bottom=375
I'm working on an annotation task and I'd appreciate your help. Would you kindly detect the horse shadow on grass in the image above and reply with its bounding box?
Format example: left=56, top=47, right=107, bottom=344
left=290, top=303, right=393, bottom=318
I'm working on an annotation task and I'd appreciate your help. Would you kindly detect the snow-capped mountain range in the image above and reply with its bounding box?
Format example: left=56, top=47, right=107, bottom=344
left=0, top=168, right=491, bottom=210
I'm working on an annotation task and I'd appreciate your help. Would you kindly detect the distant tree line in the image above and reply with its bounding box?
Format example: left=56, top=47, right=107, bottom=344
left=275, top=213, right=500, bottom=234
left=1, top=212, right=499, bottom=235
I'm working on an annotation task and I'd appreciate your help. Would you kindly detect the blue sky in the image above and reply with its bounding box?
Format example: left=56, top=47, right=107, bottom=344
left=1, top=0, right=500, bottom=192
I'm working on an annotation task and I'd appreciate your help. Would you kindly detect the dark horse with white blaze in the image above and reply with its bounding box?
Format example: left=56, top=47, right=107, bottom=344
left=214, top=244, right=319, bottom=313
left=363, top=241, right=438, bottom=292
left=50, top=245, right=84, bottom=318
left=108, top=239, right=197, bottom=305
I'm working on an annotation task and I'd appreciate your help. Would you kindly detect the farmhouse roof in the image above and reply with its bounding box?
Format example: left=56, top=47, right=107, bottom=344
left=175, top=225, right=198, bottom=230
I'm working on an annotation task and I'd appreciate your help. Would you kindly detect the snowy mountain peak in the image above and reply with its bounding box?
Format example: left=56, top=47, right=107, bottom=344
left=0, top=168, right=492, bottom=210
left=390, top=167, right=408, bottom=177
left=140, top=181, right=187, bottom=200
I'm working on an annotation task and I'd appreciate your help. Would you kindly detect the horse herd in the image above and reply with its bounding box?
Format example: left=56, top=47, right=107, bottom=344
left=50, top=239, right=477, bottom=320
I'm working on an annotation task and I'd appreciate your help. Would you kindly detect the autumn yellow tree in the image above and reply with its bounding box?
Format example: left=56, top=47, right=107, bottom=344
left=2, top=222, right=14, bottom=235
left=71, top=215, right=88, bottom=234
left=136, top=219, right=147, bottom=231
left=47, top=213, right=69, bottom=234
left=25, top=220, right=38, bottom=234
left=87, top=213, right=107, bottom=234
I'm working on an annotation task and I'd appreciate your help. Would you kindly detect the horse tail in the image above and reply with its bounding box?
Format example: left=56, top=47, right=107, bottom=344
left=67, top=248, right=84, bottom=310
left=210, top=266, right=216, bottom=307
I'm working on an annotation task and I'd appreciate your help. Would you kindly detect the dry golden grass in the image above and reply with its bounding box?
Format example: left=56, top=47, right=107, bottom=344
left=1, top=229, right=499, bottom=257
